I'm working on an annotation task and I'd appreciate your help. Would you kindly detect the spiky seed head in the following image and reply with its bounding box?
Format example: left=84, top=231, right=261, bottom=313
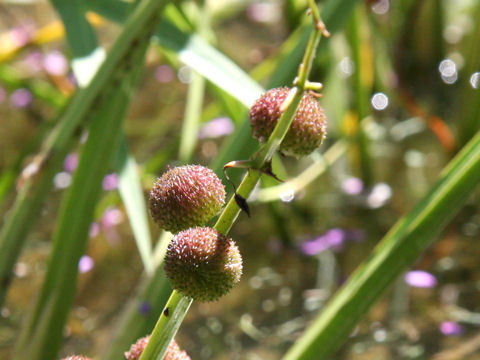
left=164, top=227, right=243, bottom=302
left=249, top=87, right=327, bottom=157
left=124, top=336, right=150, bottom=360
left=125, top=336, right=190, bottom=360
left=149, top=165, right=226, bottom=233
left=164, top=340, right=191, bottom=360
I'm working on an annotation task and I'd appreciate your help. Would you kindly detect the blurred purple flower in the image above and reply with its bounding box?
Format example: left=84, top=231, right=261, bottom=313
left=10, top=88, right=32, bottom=108
left=440, top=321, right=464, bottom=336
left=78, top=255, right=94, bottom=273
left=9, top=26, right=33, bottom=47
left=301, top=228, right=365, bottom=256
left=64, top=153, right=78, bottom=173
left=89, top=222, right=100, bottom=238
left=404, top=270, right=437, bottom=288
left=43, top=51, right=69, bottom=76
left=155, top=65, right=175, bottom=83
left=198, top=117, right=235, bottom=139
left=301, top=228, right=347, bottom=255
left=0, top=87, right=5, bottom=104
left=138, top=301, right=152, bottom=316
left=102, top=173, right=118, bottom=191
left=341, top=177, right=364, bottom=195
left=301, top=237, right=330, bottom=256
left=327, top=229, right=346, bottom=251
left=101, top=207, right=123, bottom=229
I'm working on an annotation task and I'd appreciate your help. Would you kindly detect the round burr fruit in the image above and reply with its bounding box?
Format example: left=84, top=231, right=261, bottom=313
left=164, top=227, right=243, bottom=302
left=124, top=336, right=190, bottom=360
left=249, top=87, right=327, bottom=157
left=149, top=165, right=226, bottom=234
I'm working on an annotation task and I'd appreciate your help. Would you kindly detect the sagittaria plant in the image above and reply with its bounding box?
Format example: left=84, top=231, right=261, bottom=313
left=133, top=2, right=480, bottom=360
left=137, top=1, right=331, bottom=359
left=4, top=0, right=479, bottom=359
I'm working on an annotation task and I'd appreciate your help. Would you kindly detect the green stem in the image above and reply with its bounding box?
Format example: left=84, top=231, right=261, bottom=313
left=138, top=290, right=192, bottom=360
left=348, top=6, right=373, bottom=186
left=139, top=2, right=329, bottom=359
left=458, top=0, right=480, bottom=146
left=178, top=71, right=206, bottom=162
left=283, top=130, right=480, bottom=360
left=178, top=2, right=209, bottom=163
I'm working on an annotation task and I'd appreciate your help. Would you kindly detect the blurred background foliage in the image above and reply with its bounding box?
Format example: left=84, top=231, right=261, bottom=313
left=0, top=0, right=479, bottom=359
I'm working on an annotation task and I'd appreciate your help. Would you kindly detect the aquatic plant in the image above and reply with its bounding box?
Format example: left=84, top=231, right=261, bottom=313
left=0, top=0, right=479, bottom=359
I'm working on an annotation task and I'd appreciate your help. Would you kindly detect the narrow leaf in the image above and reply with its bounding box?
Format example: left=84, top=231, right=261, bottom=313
left=0, top=0, right=167, bottom=308
left=85, top=1, right=264, bottom=107
left=14, top=33, right=152, bottom=360
left=50, top=0, right=98, bottom=58
left=103, top=266, right=172, bottom=360
left=283, top=131, right=480, bottom=360
left=116, top=137, right=154, bottom=274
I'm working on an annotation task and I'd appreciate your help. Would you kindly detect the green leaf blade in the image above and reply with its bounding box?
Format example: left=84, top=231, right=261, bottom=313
left=283, top=131, right=480, bottom=360
left=116, top=138, right=154, bottom=274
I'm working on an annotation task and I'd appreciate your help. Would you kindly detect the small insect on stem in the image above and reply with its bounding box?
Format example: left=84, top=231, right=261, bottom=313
left=234, top=193, right=250, bottom=217
left=163, top=307, right=169, bottom=317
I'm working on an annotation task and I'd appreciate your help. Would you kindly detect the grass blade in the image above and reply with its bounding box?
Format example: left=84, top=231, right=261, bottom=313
left=346, top=5, right=374, bottom=185
left=458, top=1, right=480, bottom=146
left=86, top=1, right=264, bottom=107
left=178, top=70, right=206, bottom=162
left=0, top=147, right=69, bottom=307
left=157, top=25, right=263, bottom=107
left=283, top=131, right=480, bottom=360
left=50, top=0, right=97, bottom=58
left=49, top=0, right=106, bottom=87
left=115, top=137, right=154, bottom=274
left=53, top=0, right=154, bottom=274
left=13, top=18, right=157, bottom=359
left=103, top=230, right=173, bottom=360
left=103, top=266, right=173, bottom=360
left=178, top=2, right=210, bottom=163
left=0, top=0, right=168, bottom=308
